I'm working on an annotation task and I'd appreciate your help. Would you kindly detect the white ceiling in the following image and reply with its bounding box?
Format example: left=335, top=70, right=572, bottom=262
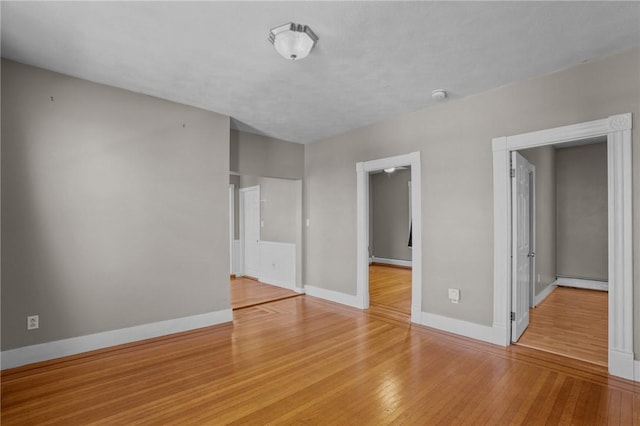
left=2, top=1, right=639, bottom=144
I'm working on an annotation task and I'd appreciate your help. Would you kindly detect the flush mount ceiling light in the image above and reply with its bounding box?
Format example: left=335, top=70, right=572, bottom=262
left=268, top=22, right=318, bottom=61
left=382, top=166, right=408, bottom=174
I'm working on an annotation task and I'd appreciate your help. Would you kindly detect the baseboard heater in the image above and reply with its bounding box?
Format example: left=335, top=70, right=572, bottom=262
left=369, top=256, right=412, bottom=268
left=555, top=275, right=608, bottom=292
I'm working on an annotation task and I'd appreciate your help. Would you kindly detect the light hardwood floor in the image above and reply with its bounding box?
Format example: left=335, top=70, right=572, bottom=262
left=3, top=295, right=638, bottom=424
left=231, top=276, right=300, bottom=310
left=369, top=264, right=411, bottom=314
left=517, top=286, right=608, bottom=366
left=369, top=264, right=411, bottom=321
left=368, top=266, right=608, bottom=367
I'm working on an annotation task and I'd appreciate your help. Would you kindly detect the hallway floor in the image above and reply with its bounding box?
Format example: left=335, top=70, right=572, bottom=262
left=231, top=276, right=301, bottom=309
left=517, top=286, right=608, bottom=366
left=368, top=264, right=412, bottom=323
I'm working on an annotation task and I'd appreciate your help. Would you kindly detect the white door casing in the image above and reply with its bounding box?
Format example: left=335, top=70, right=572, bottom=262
left=229, top=184, right=234, bottom=275
left=240, top=185, right=260, bottom=278
left=511, top=152, right=534, bottom=342
left=528, top=170, right=537, bottom=309
left=492, top=113, right=634, bottom=380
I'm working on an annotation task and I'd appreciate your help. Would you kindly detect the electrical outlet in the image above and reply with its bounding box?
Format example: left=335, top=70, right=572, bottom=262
left=448, top=289, right=460, bottom=304
left=27, top=315, right=39, bottom=330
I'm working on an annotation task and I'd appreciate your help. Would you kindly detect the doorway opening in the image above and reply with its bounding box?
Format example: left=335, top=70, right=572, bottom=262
left=492, top=113, right=633, bottom=380
left=512, top=141, right=609, bottom=367
left=230, top=175, right=303, bottom=310
left=356, top=152, right=422, bottom=324
left=368, top=166, right=412, bottom=321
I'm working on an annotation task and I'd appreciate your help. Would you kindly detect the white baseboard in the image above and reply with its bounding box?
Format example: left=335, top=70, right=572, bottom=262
left=556, top=277, right=608, bottom=291
left=1, top=309, right=233, bottom=370
left=304, top=285, right=363, bottom=309
left=534, top=283, right=557, bottom=307
left=608, top=349, right=635, bottom=381
left=420, top=312, right=505, bottom=346
left=371, top=257, right=412, bottom=268
left=294, top=286, right=305, bottom=294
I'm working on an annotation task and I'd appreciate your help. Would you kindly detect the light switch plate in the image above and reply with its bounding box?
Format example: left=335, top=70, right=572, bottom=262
left=448, top=289, right=460, bottom=304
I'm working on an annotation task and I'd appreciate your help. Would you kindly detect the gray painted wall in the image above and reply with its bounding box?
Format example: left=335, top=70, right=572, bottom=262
left=239, top=176, right=301, bottom=244
left=556, top=143, right=608, bottom=281
left=230, top=130, right=304, bottom=180
left=371, top=169, right=412, bottom=261
left=519, top=146, right=557, bottom=296
left=1, top=60, right=231, bottom=351
left=304, top=48, right=640, bottom=350
left=230, top=129, right=305, bottom=284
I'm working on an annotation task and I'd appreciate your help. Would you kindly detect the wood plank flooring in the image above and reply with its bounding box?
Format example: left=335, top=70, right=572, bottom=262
left=517, top=286, right=608, bottom=366
left=3, top=295, right=638, bottom=424
left=369, top=264, right=411, bottom=314
left=231, top=276, right=300, bottom=310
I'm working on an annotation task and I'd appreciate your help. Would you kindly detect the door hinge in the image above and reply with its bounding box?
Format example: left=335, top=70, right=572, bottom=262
left=510, top=168, right=516, bottom=178
left=510, top=312, right=515, bottom=321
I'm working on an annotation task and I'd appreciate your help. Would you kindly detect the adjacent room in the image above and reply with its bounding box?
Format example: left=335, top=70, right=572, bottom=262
left=515, top=141, right=609, bottom=366
left=368, top=166, right=413, bottom=321
left=1, top=1, right=639, bottom=423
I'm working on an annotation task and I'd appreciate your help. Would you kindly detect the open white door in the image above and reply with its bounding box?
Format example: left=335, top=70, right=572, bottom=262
left=511, top=152, right=534, bottom=342
left=240, top=185, right=260, bottom=279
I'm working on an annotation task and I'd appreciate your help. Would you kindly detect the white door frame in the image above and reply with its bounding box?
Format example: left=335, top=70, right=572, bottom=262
left=239, top=185, right=260, bottom=278
left=527, top=168, right=537, bottom=309
left=229, top=184, right=235, bottom=275
left=356, top=151, right=422, bottom=323
left=492, top=113, right=633, bottom=380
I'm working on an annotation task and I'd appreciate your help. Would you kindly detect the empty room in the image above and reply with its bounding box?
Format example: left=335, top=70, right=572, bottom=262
left=2, top=2, right=640, bottom=424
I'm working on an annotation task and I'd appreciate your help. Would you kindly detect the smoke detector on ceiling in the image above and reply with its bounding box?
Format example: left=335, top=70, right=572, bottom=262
left=432, top=89, right=447, bottom=101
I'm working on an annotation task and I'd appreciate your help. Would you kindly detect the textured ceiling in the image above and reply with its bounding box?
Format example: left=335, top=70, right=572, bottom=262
left=2, top=2, right=639, bottom=143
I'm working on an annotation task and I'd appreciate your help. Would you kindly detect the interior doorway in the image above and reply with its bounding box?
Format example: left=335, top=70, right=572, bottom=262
left=512, top=142, right=609, bottom=367
left=356, top=151, right=422, bottom=324
left=230, top=175, right=303, bottom=310
left=492, top=113, right=633, bottom=380
left=368, top=167, right=413, bottom=319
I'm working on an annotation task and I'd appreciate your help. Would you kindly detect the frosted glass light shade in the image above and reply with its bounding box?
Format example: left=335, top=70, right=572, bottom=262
left=269, top=23, right=318, bottom=61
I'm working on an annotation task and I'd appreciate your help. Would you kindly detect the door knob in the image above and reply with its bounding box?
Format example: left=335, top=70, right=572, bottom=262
left=527, top=252, right=535, bottom=258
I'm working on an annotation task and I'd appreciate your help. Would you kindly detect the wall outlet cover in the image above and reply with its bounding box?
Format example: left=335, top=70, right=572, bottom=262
left=27, top=315, right=39, bottom=330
